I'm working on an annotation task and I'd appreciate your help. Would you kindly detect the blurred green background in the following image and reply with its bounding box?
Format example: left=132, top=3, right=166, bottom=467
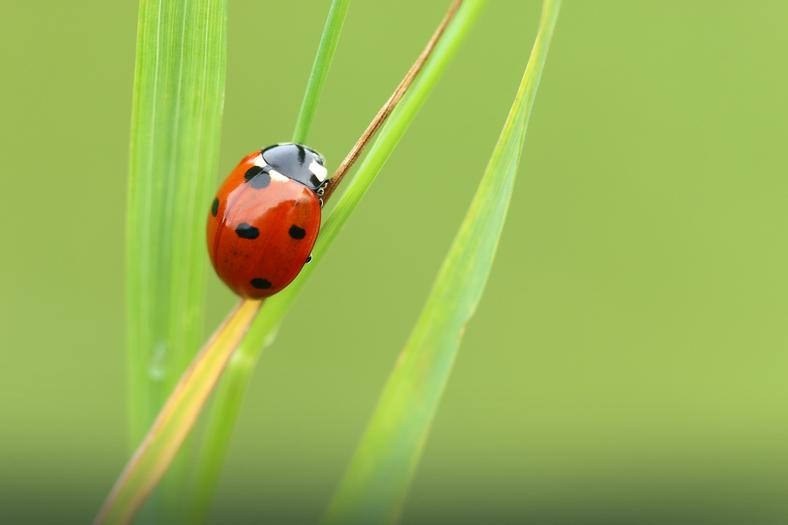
left=3, top=1, right=788, bottom=523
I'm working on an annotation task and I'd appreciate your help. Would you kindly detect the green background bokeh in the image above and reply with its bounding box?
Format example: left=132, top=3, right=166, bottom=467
left=2, top=1, right=788, bottom=523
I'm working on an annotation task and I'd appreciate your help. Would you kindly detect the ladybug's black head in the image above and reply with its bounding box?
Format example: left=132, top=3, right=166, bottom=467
left=260, top=143, right=327, bottom=192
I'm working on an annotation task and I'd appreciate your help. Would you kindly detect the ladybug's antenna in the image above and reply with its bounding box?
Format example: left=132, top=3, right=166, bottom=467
left=322, top=0, right=463, bottom=201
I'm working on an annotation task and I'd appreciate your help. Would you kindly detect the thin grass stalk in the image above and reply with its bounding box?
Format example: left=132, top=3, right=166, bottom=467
left=97, top=301, right=261, bottom=525
left=292, top=0, right=351, bottom=144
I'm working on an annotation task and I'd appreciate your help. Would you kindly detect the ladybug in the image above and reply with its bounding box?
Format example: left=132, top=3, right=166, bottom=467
left=207, top=143, right=329, bottom=299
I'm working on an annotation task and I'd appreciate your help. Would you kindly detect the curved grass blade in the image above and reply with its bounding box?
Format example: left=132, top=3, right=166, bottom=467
left=96, top=300, right=262, bottom=525
left=125, top=0, right=227, bottom=518
left=292, top=0, right=351, bottom=144
left=324, top=1, right=562, bottom=522
left=189, top=0, right=486, bottom=514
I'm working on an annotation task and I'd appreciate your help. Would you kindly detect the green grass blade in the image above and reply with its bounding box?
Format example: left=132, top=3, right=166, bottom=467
left=324, top=1, right=561, bottom=522
left=125, top=0, right=227, bottom=516
left=189, top=0, right=487, bottom=514
left=292, top=0, right=351, bottom=144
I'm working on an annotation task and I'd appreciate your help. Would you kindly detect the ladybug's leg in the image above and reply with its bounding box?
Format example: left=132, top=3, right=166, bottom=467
left=316, top=179, right=330, bottom=207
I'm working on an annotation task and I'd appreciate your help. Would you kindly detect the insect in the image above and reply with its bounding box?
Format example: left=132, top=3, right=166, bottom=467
left=207, top=143, right=329, bottom=298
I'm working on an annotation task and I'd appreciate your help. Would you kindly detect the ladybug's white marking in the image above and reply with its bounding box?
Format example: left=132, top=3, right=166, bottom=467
left=269, top=171, right=289, bottom=183
left=253, top=154, right=287, bottom=182
left=309, top=160, right=328, bottom=182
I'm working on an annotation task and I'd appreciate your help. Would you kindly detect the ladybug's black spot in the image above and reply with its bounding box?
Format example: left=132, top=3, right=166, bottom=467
left=289, top=225, right=306, bottom=240
left=235, top=223, right=259, bottom=239
left=305, top=255, right=312, bottom=263
left=250, top=278, right=272, bottom=289
left=211, top=197, right=219, bottom=217
left=244, top=166, right=271, bottom=189
left=244, top=166, right=263, bottom=181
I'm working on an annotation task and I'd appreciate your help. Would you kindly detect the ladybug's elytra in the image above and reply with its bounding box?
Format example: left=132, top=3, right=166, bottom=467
left=207, top=143, right=328, bottom=298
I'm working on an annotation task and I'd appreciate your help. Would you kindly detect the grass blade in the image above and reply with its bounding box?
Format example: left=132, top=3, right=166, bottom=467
left=323, top=1, right=562, bottom=522
left=125, top=0, right=227, bottom=518
left=126, top=0, right=227, bottom=456
left=189, top=0, right=486, bottom=513
left=97, top=300, right=262, bottom=525
left=292, top=0, right=351, bottom=144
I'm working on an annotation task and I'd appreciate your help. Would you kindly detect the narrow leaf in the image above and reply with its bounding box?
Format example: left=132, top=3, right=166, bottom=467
left=190, top=0, right=487, bottom=512
left=125, top=0, right=227, bottom=518
left=324, top=1, right=561, bottom=522
left=292, top=0, right=351, bottom=144
left=126, top=0, right=227, bottom=452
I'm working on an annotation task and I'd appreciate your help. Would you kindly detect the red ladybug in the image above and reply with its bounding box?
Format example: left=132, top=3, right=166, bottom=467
left=207, top=143, right=329, bottom=298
